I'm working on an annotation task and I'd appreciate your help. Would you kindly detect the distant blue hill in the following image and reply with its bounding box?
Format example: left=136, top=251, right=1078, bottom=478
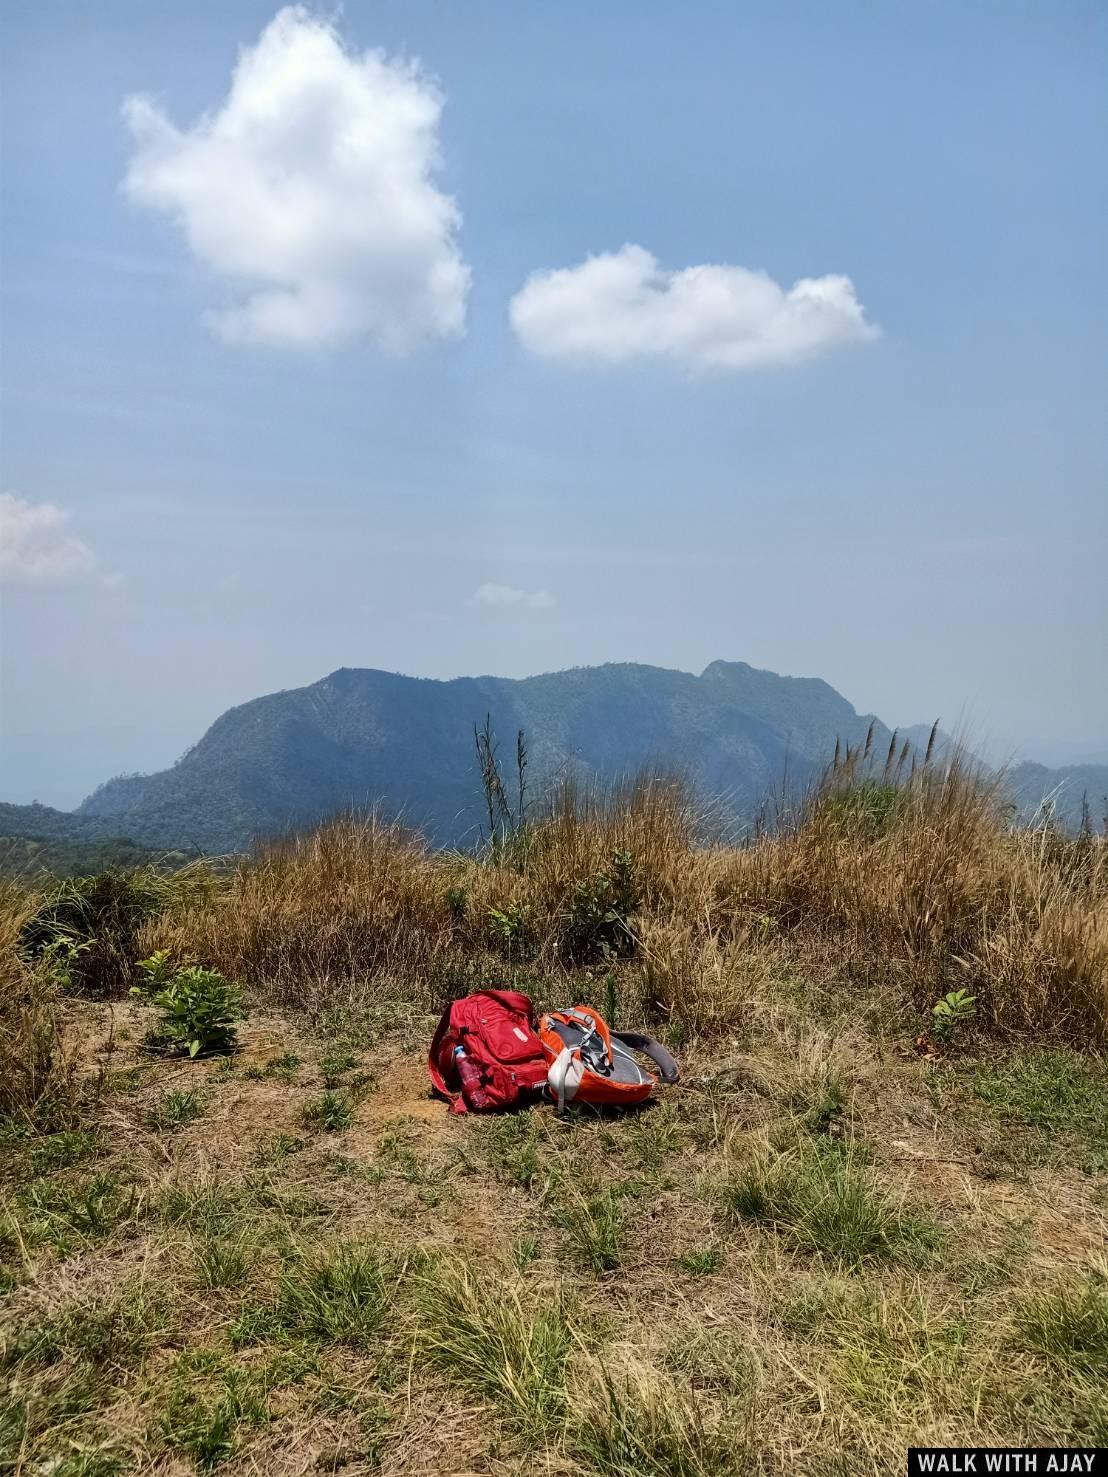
left=2, top=661, right=1103, bottom=863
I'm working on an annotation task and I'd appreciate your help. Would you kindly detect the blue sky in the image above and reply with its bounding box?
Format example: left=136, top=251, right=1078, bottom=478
left=2, top=0, right=1106, bottom=808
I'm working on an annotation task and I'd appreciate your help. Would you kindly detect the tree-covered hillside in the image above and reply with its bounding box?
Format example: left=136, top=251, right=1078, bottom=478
left=4, top=662, right=1101, bottom=863
left=73, top=661, right=890, bottom=853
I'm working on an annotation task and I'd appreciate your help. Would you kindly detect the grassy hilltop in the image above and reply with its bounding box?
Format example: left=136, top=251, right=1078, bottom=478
left=2, top=747, right=1107, bottom=1475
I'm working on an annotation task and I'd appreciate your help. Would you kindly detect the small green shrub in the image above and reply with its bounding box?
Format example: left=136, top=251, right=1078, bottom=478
left=134, top=949, right=176, bottom=990
left=19, top=869, right=211, bottom=998
left=487, top=902, right=529, bottom=955
left=562, top=850, right=641, bottom=964
left=134, top=965, right=242, bottom=1059
left=931, top=989, right=976, bottom=1042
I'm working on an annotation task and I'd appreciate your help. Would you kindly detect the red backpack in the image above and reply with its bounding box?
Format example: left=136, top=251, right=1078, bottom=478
left=427, top=990, right=549, bottom=1115
left=428, top=991, right=680, bottom=1115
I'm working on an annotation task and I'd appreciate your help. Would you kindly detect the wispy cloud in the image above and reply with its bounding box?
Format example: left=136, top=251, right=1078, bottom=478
left=510, top=243, right=879, bottom=372
left=0, top=493, right=123, bottom=588
left=0, top=493, right=97, bottom=582
left=121, top=6, right=469, bottom=351
left=472, top=582, right=557, bottom=610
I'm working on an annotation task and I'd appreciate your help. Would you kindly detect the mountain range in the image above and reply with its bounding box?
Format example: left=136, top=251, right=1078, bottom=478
left=2, top=661, right=1105, bottom=866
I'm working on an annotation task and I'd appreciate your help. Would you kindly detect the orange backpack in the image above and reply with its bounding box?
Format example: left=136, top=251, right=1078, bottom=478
left=537, top=1004, right=680, bottom=1111
left=427, top=993, right=679, bottom=1113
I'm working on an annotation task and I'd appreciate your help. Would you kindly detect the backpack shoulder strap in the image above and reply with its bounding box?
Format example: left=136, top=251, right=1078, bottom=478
left=427, top=1004, right=465, bottom=1112
left=612, top=1030, right=680, bottom=1083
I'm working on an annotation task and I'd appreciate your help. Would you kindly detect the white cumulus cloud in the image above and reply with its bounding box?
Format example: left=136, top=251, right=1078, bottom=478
left=472, top=583, right=556, bottom=610
left=121, top=6, right=470, bottom=350
left=509, top=244, right=879, bottom=372
left=0, top=494, right=98, bottom=583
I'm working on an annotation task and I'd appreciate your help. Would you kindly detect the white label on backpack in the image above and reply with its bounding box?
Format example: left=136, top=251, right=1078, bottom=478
left=512, top=1027, right=529, bottom=1042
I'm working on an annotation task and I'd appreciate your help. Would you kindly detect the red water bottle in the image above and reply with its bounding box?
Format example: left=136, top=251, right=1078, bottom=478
left=454, top=1045, right=492, bottom=1109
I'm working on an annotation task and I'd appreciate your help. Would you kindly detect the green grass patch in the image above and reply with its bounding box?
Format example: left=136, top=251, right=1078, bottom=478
left=575, top=1363, right=745, bottom=1477
left=676, top=1248, right=721, bottom=1276
left=250, top=1133, right=305, bottom=1168
left=553, top=1186, right=625, bottom=1273
left=974, top=1051, right=1108, bottom=1169
left=19, top=1171, right=139, bottom=1252
left=158, top=1176, right=246, bottom=1237
left=272, top=1241, right=393, bottom=1345
left=27, top=1130, right=102, bottom=1176
left=4, top=1282, right=169, bottom=1374
left=412, top=1257, right=578, bottom=1437
left=157, top=1350, right=270, bottom=1470
left=146, top=1088, right=205, bottom=1132
left=320, top=1049, right=358, bottom=1087
left=482, top=1113, right=543, bottom=1190
left=720, top=1139, right=940, bottom=1267
left=824, top=1289, right=970, bottom=1421
left=302, top=1090, right=354, bottom=1133
left=1, top=1283, right=168, bottom=1476
left=192, top=1232, right=256, bottom=1291
left=1017, top=1276, right=1108, bottom=1373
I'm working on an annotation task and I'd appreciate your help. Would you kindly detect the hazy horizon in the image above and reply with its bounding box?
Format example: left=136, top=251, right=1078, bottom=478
left=5, top=655, right=1107, bottom=815
left=3, top=2, right=1106, bottom=809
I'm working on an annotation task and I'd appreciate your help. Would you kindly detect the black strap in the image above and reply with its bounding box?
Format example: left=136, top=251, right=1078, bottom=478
left=611, top=1030, right=680, bottom=1083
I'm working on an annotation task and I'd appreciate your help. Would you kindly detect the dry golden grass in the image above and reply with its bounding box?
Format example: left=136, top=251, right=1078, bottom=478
left=140, top=754, right=1107, bottom=1045
left=0, top=880, right=83, bottom=1127
left=4, top=752, right=1108, bottom=1474
left=2, top=991, right=1105, bottom=1475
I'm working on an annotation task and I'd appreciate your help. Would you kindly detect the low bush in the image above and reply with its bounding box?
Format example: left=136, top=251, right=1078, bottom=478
left=137, top=755, right=1106, bottom=1046
left=0, top=882, right=83, bottom=1127
left=18, top=865, right=214, bottom=998
left=134, top=961, right=242, bottom=1058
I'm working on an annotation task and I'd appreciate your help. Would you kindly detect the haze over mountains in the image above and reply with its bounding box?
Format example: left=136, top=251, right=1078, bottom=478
left=2, top=661, right=1105, bottom=864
